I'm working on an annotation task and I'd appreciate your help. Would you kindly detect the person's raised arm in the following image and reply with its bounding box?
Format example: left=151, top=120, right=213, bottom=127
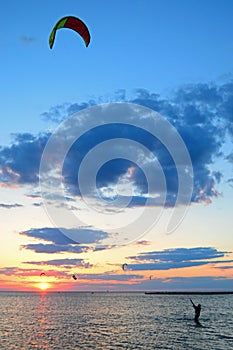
left=190, top=299, right=195, bottom=308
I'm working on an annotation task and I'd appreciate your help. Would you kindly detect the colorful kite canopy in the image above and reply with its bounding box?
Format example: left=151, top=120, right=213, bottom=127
left=49, top=16, right=91, bottom=49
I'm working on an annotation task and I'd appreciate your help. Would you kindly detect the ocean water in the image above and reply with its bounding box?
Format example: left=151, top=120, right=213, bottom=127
left=0, top=292, right=233, bottom=350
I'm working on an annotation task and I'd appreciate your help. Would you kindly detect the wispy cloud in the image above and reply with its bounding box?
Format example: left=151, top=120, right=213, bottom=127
left=213, top=265, right=233, bottom=270
left=19, top=35, right=36, bottom=46
left=77, top=272, right=143, bottom=281
left=23, top=258, right=92, bottom=268
left=0, top=203, right=22, bottom=209
left=40, top=101, right=97, bottom=123
left=0, top=266, right=69, bottom=278
left=135, top=240, right=151, bottom=246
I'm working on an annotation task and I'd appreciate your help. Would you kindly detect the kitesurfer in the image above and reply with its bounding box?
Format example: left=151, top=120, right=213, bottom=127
left=190, top=299, right=201, bottom=323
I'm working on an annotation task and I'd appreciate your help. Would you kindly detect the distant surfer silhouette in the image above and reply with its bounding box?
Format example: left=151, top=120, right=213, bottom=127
left=190, top=299, right=201, bottom=323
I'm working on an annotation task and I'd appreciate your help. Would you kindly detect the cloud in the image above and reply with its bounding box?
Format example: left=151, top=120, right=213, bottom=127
left=226, top=178, right=233, bottom=188
left=32, top=202, right=42, bottom=207
left=0, top=267, right=39, bottom=277
left=40, top=91, right=128, bottom=123
left=0, top=203, right=23, bottom=209
left=0, top=266, right=69, bottom=278
left=25, top=193, right=41, bottom=198
left=213, top=265, right=233, bottom=270
left=0, top=132, right=49, bottom=185
left=40, top=101, right=97, bottom=123
left=77, top=272, right=143, bottom=281
left=20, top=227, right=109, bottom=245
left=135, top=240, right=151, bottom=246
left=20, top=227, right=77, bottom=245
left=1, top=80, right=233, bottom=208
left=226, top=153, right=233, bottom=163
left=130, top=86, right=228, bottom=203
left=19, top=36, right=36, bottom=46
left=21, top=243, right=89, bottom=254
left=127, top=247, right=233, bottom=271
left=92, top=245, right=115, bottom=251
left=23, top=258, right=91, bottom=268
left=140, top=276, right=233, bottom=291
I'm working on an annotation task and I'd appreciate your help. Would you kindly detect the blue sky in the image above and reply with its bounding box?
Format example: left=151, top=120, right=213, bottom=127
left=0, top=0, right=233, bottom=291
left=2, top=0, right=233, bottom=143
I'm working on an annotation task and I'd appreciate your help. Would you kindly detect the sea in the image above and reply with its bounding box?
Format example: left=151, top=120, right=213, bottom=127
left=0, top=292, right=233, bottom=350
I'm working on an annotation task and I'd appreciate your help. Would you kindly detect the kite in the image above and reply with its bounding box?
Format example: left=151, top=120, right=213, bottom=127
left=40, top=272, right=46, bottom=277
left=49, top=16, right=91, bottom=49
left=72, top=274, right=78, bottom=280
left=122, top=263, right=128, bottom=271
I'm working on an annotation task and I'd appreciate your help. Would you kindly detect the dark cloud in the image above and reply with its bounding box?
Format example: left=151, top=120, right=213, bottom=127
left=32, top=202, right=42, bottom=207
left=25, top=193, right=41, bottom=198
left=139, top=276, right=233, bottom=291
left=60, top=122, right=183, bottom=207
left=130, top=86, right=228, bottom=203
left=128, top=247, right=232, bottom=271
left=173, top=83, right=223, bottom=106
left=213, top=265, right=233, bottom=270
left=0, top=132, right=49, bottom=185
left=1, top=80, right=233, bottom=207
left=20, top=227, right=77, bottom=245
left=21, top=243, right=89, bottom=254
left=23, top=258, right=91, bottom=268
left=20, top=227, right=109, bottom=245
left=0, top=203, right=22, bottom=209
left=93, top=245, right=115, bottom=251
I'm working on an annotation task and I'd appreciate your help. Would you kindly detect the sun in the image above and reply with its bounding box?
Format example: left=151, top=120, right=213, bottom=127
left=39, top=282, right=50, bottom=291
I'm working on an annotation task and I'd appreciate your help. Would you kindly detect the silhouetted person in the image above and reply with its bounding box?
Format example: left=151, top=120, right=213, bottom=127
left=190, top=299, right=201, bottom=323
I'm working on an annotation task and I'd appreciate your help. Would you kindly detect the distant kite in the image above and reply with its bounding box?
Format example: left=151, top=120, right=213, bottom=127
left=72, top=274, right=78, bottom=280
left=122, top=263, right=128, bottom=271
left=49, top=16, right=91, bottom=49
left=40, top=272, right=46, bottom=277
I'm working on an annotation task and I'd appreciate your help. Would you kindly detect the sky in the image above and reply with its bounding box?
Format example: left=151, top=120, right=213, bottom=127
left=0, top=0, right=233, bottom=292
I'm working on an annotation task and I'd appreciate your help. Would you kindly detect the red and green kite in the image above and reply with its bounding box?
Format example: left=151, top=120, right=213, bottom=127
left=49, top=16, right=91, bottom=49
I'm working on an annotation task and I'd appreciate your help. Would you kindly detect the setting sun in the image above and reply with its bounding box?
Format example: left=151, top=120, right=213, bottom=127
left=39, top=282, right=50, bottom=291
